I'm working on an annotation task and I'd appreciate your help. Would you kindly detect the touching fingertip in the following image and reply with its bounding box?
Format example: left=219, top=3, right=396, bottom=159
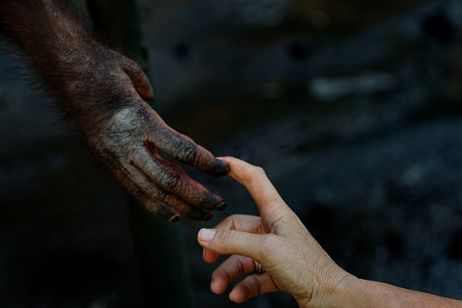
left=199, top=194, right=225, bottom=211
left=209, top=159, right=230, bottom=177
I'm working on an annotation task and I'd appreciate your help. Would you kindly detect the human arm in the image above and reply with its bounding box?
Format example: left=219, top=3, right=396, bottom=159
left=0, top=0, right=229, bottom=221
left=197, top=157, right=462, bottom=307
left=324, top=275, right=461, bottom=308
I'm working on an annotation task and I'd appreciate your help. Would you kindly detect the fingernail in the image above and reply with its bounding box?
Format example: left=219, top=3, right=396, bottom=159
left=210, top=279, right=215, bottom=291
left=210, top=159, right=230, bottom=177
left=200, top=195, right=223, bottom=211
left=199, top=228, right=216, bottom=242
left=216, top=201, right=227, bottom=211
left=169, top=215, right=180, bottom=223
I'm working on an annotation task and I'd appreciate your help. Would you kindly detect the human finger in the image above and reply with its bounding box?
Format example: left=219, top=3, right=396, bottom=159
left=203, top=215, right=262, bottom=263
left=210, top=255, right=256, bottom=294
left=218, top=156, right=292, bottom=224
left=197, top=228, right=276, bottom=263
left=229, top=273, right=278, bottom=303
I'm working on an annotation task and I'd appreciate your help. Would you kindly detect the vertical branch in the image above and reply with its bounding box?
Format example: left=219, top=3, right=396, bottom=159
left=85, top=1, right=194, bottom=307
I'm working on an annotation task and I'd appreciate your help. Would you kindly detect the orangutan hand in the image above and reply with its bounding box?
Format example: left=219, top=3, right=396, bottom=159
left=85, top=53, right=229, bottom=222
left=0, top=0, right=228, bottom=222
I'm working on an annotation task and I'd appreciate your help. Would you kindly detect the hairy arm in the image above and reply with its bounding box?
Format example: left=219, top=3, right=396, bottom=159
left=0, top=0, right=229, bottom=221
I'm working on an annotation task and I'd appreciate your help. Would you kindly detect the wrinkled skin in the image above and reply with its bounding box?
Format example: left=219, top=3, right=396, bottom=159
left=0, top=0, right=229, bottom=221
left=88, top=53, right=229, bottom=222
left=93, top=54, right=230, bottom=221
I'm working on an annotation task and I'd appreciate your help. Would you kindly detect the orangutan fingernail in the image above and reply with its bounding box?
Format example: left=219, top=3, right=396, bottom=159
left=169, top=215, right=180, bottom=223
left=200, top=195, right=224, bottom=211
left=216, top=201, right=227, bottom=211
left=199, top=228, right=216, bottom=242
left=210, top=159, right=230, bottom=177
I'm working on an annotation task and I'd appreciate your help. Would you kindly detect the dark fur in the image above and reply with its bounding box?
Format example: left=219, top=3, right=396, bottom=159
left=0, top=1, right=227, bottom=221
left=0, top=0, right=130, bottom=131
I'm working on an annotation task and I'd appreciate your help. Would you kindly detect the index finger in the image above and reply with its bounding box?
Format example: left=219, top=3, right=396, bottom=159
left=147, top=120, right=230, bottom=177
left=218, top=156, right=292, bottom=224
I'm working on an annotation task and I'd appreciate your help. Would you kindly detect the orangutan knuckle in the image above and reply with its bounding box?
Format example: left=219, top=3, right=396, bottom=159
left=107, top=107, right=141, bottom=131
left=159, top=172, right=181, bottom=191
left=100, top=107, right=146, bottom=151
left=179, top=141, right=197, bottom=162
left=146, top=184, right=162, bottom=199
left=145, top=201, right=160, bottom=213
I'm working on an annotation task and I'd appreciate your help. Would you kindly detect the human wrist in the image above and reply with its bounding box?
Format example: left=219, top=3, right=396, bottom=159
left=316, top=275, right=391, bottom=308
left=320, top=273, right=363, bottom=308
left=294, top=266, right=358, bottom=308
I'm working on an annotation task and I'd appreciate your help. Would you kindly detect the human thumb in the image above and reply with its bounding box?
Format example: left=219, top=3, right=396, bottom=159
left=197, top=228, right=267, bottom=261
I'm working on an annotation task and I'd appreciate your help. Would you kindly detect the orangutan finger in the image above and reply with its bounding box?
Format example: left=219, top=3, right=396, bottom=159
left=164, top=193, right=213, bottom=221
left=121, top=57, right=154, bottom=101
left=125, top=163, right=213, bottom=220
left=154, top=203, right=182, bottom=222
left=146, top=124, right=229, bottom=177
left=111, top=168, right=180, bottom=222
left=130, top=148, right=226, bottom=211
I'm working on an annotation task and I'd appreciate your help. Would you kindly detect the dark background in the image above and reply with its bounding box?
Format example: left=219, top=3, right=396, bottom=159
left=1, top=0, right=462, bottom=306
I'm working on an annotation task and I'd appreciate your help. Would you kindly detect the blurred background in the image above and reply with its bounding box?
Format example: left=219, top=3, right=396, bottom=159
left=1, top=0, right=462, bottom=306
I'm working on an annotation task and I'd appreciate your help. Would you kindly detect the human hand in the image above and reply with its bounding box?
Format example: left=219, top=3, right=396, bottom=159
left=83, top=51, right=229, bottom=222
left=197, top=157, right=353, bottom=306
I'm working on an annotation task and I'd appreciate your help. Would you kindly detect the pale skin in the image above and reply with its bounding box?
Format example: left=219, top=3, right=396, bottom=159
left=197, top=157, right=462, bottom=307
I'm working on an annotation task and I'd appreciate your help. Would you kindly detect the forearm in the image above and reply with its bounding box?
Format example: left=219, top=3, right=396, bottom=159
left=0, top=0, right=96, bottom=75
left=318, top=275, right=462, bottom=308
left=0, top=0, right=120, bottom=126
